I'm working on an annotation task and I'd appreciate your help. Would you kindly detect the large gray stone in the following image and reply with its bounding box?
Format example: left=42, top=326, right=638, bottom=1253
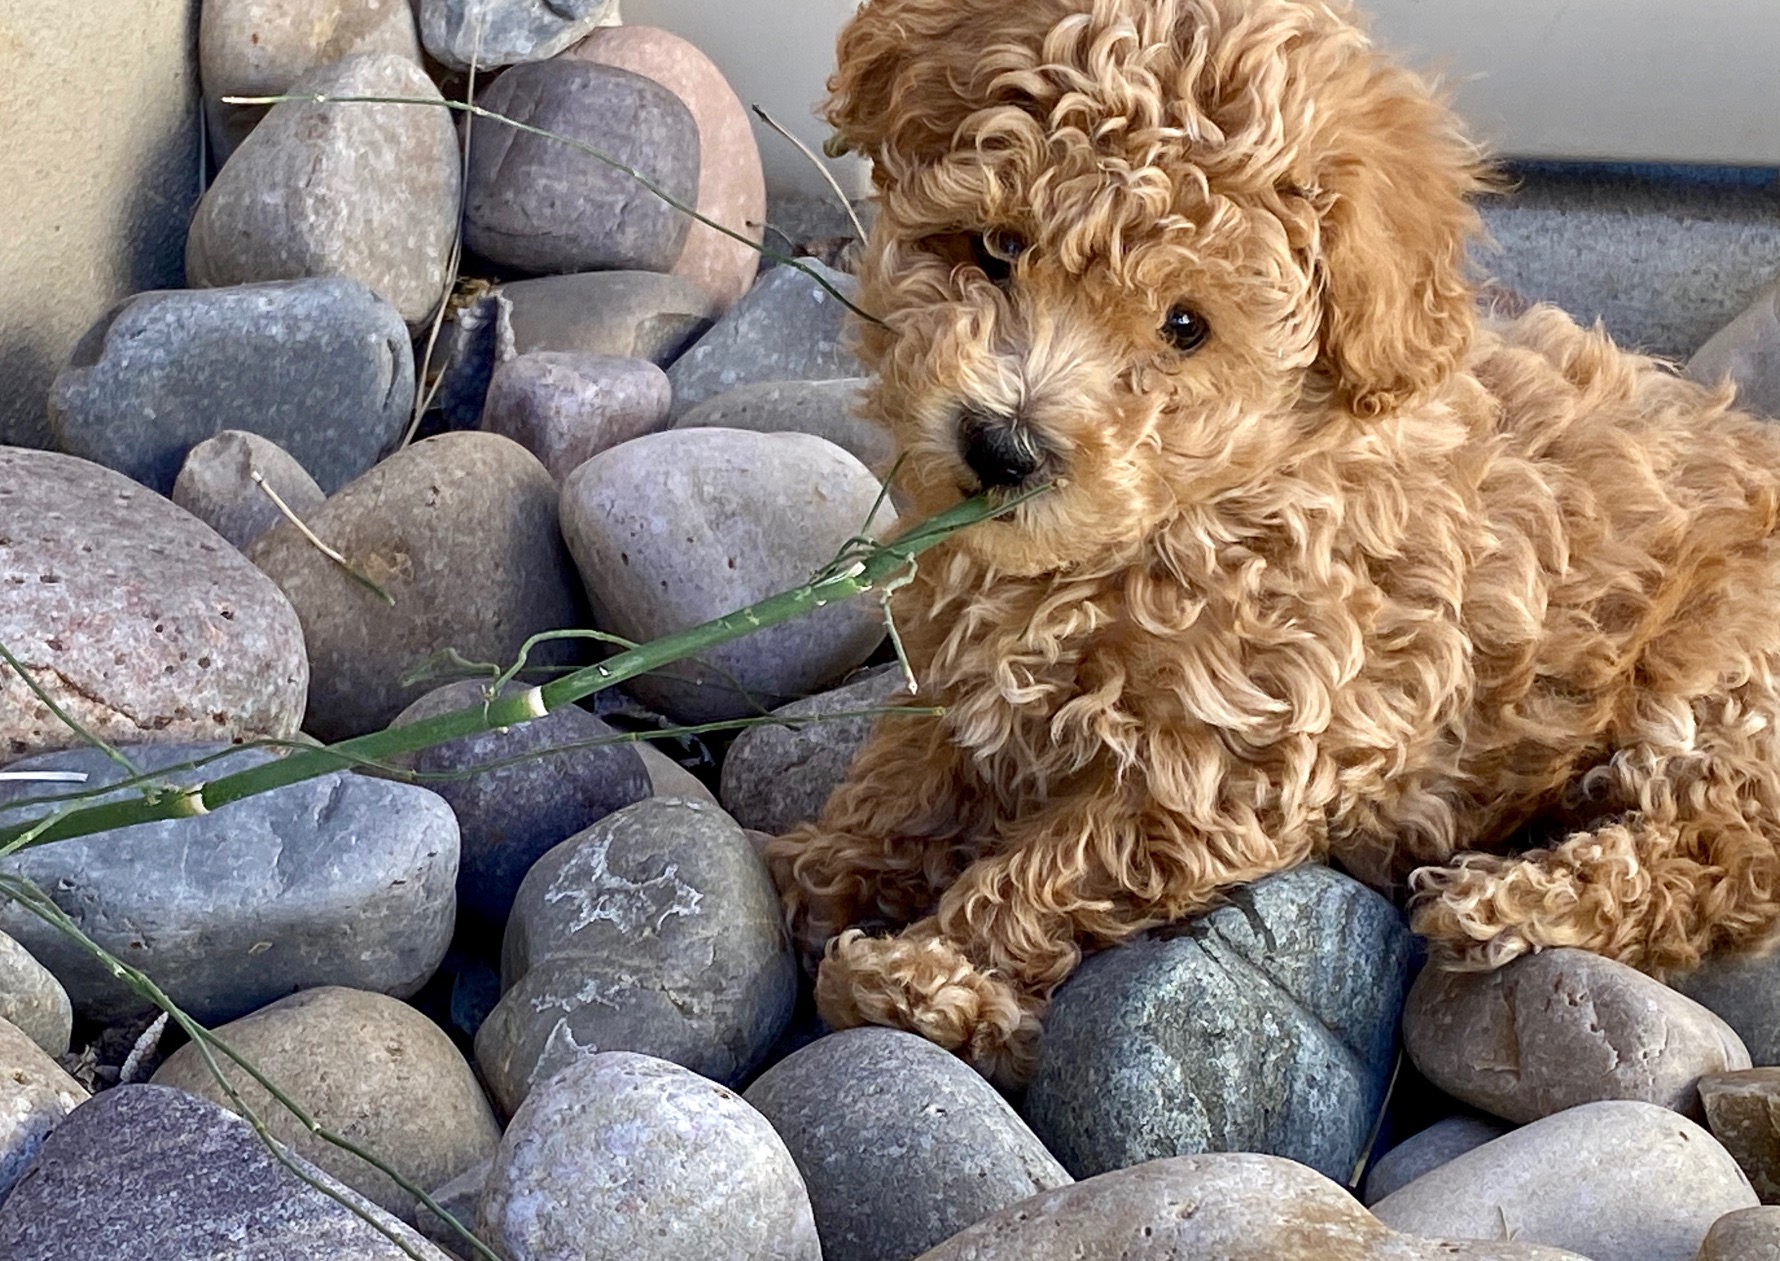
left=564, top=25, right=766, bottom=311
left=0, top=448, right=308, bottom=762
left=173, top=430, right=328, bottom=553
left=187, top=53, right=459, bottom=326
left=1, top=0, right=199, bottom=450
left=909, top=1155, right=1590, bottom=1261
left=0, top=1084, right=454, bottom=1259
left=465, top=61, right=697, bottom=276
left=49, top=280, right=413, bottom=495
left=675, top=378, right=894, bottom=471
left=0, top=929, right=73, bottom=1059
left=1405, top=949, right=1750, bottom=1124
left=248, top=432, right=587, bottom=742
left=476, top=798, right=795, bottom=1116
left=1372, top=1101, right=1757, bottom=1261
left=0, top=744, right=458, bottom=1026
left=666, top=262, right=864, bottom=419
left=481, top=1052, right=820, bottom=1261
left=719, top=666, right=906, bottom=836
left=0, top=1017, right=85, bottom=1206
left=201, top=0, right=424, bottom=160
left=745, top=1027, right=1072, bottom=1261
left=1023, top=865, right=1412, bottom=1183
left=152, top=987, right=501, bottom=1223
left=560, top=428, right=892, bottom=724
left=480, top=352, right=671, bottom=481
left=390, top=680, right=651, bottom=928
left=1362, top=1115, right=1513, bottom=1206
left=419, top=0, right=618, bottom=71
left=1673, top=950, right=1780, bottom=1066
left=502, top=271, right=717, bottom=365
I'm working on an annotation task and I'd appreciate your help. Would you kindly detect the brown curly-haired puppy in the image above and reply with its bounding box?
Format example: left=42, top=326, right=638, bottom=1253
left=765, top=0, right=1780, bottom=1085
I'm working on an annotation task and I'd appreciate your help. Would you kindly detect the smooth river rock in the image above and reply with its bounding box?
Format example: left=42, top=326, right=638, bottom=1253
left=0, top=1017, right=85, bottom=1205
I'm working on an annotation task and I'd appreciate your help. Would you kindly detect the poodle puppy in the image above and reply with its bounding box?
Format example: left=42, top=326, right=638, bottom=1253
left=764, top=0, right=1780, bottom=1085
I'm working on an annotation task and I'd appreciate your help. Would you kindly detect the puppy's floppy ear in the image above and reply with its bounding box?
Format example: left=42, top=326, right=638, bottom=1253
left=1310, top=61, right=1491, bottom=418
left=824, top=0, right=994, bottom=172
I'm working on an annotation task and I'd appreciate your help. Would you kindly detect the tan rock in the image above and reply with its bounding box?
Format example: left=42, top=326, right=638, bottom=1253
left=565, top=26, right=766, bottom=311
left=1372, top=1101, right=1757, bottom=1261
left=0, top=0, right=199, bottom=448
left=0, top=1016, right=86, bottom=1203
left=1404, top=949, right=1749, bottom=1123
left=200, top=0, right=422, bottom=160
left=911, top=1154, right=1588, bottom=1261
left=1696, top=1206, right=1780, bottom=1260
left=152, top=987, right=500, bottom=1223
left=1701, top=1069, right=1780, bottom=1204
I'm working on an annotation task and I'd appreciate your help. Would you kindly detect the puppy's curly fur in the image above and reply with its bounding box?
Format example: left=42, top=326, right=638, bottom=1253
left=765, top=0, right=1780, bottom=1085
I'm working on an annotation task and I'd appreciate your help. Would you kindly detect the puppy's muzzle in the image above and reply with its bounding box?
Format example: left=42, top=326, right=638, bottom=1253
left=959, top=408, right=1051, bottom=491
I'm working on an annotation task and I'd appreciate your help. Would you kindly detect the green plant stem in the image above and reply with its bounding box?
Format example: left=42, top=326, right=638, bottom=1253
left=0, top=496, right=1011, bottom=853
left=221, top=91, right=881, bottom=327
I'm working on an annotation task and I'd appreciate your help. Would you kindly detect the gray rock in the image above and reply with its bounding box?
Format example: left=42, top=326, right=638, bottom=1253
left=744, top=1027, right=1072, bottom=1261
left=201, top=0, right=424, bottom=161
left=465, top=61, right=697, bottom=276
left=675, top=379, right=894, bottom=471
left=502, top=271, right=717, bottom=365
left=560, top=428, right=892, bottom=724
left=0, top=1084, right=454, bottom=1259
left=416, top=1158, right=491, bottom=1260
left=0, top=448, right=307, bottom=762
left=1023, top=865, right=1412, bottom=1183
left=481, top=1052, right=819, bottom=1261
left=1405, top=949, right=1750, bottom=1125
left=1362, top=1116, right=1513, bottom=1206
left=481, top=353, right=670, bottom=481
left=50, top=280, right=412, bottom=496
left=637, top=741, right=719, bottom=805
left=1687, top=284, right=1780, bottom=420
left=1699, top=1069, right=1780, bottom=1204
left=1697, top=1207, right=1780, bottom=1260
left=0, top=1017, right=85, bottom=1206
left=562, top=25, right=767, bottom=311
left=248, top=431, right=587, bottom=742
left=1372, top=1101, right=1757, bottom=1261
left=475, top=798, right=795, bottom=1116
left=419, top=0, right=618, bottom=71
left=0, top=744, right=458, bottom=1026
left=389, top=680, right=651, bottom=928
left=152, top=988, right=501, bottom=1223
left=187, top=53, right=459, bottom=326
left=1673, top=950, right=1780, bottom=1065
left=0, top=930, right=72, bottom=1059
left=174, top=430, right=328, bottom=553
left=667, top=262, right=865, bottom=419
left=909, top=1154, right=1591, bottom=1261
left=719, top=666, right=906, bottom=835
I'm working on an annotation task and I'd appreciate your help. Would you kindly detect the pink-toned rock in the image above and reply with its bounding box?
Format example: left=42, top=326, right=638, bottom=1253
left=480, top=352, right=670, bottom=481
left=564, top=26, right=766, bottom=311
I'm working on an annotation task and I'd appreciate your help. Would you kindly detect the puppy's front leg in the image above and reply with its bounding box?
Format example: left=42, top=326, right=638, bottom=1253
left=815, top=790, right=1314, bottom=1085
left=765, top=712, right=988, bottom=967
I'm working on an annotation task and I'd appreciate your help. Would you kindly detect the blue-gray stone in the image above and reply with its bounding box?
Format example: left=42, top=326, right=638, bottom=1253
left=1023, top=865, right=1412, bottom=1183
left=744, top=1027, right=1072, bottom=1261
left=0, top=744, right=458, bottom=1026
left=390, top=680, right=651, bottom=929
left=475, top=797, right=795, bottom=1116
left=0, top=1085, right=453, bottom=1260
left=464, top=61, right=698, bottom=276
left=49, top=279, right=412, bottom=496
left=666, top=263, right=864, bottom=419
left=419, top=0, right=617, bottom=71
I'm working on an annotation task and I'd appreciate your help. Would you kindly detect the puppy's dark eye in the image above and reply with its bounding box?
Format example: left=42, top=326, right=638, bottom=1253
left=972, top=229, right=1027, bottom=285
left=1162, top=305, right=1210, bottom=354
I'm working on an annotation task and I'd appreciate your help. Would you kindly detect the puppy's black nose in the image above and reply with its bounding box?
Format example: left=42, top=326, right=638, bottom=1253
left=959, top=409, right=1045, bottom=490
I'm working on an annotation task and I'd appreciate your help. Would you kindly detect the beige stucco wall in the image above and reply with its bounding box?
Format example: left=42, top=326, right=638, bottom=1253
left=0, top=0, right=202, bottom=449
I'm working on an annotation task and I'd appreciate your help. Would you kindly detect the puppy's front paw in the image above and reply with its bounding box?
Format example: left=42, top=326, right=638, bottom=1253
left=815, top=929, right=1042, bottom=1086
left=1408, top=860, right=1539, bottom=971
